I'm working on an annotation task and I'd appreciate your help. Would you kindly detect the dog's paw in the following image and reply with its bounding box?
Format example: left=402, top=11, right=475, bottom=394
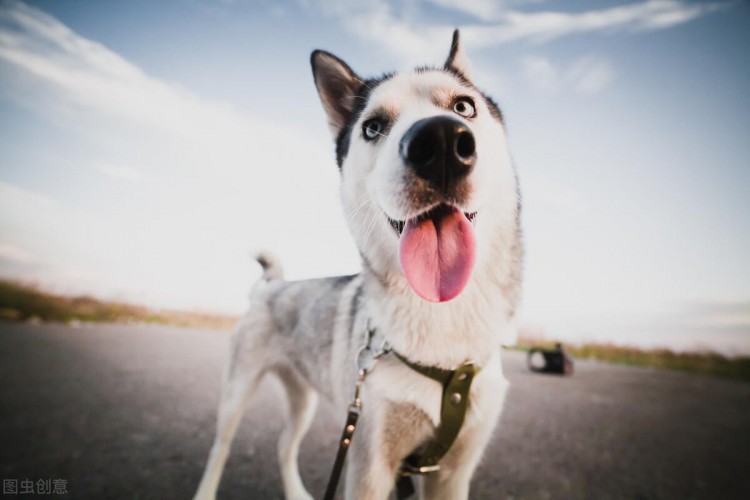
left=286, top=493, right=313, bottom=500
left=192, top=492, right=215, bottom=500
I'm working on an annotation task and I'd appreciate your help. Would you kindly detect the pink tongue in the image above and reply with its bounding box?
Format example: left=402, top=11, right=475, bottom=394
left=399, top=207, right=476, bottom=302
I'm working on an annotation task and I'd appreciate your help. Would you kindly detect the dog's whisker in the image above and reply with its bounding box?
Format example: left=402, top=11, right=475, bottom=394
left=360, top=212, right=374, bottom=249
left=346, top=198, right=374, bottom=221
left=361, top=210, right=380, bottom=250
left=351, top=197, right=373, bottom=214
left=349, top=205, right=366, bottom=225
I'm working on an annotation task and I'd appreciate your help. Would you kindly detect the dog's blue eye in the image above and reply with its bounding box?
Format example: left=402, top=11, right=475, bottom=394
left=363, top=119, right=383, bottom=141
left=453, top=98, right=475, bottom=118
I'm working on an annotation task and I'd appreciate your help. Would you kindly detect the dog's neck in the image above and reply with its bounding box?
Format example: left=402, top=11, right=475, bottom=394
left=360, top=224, right=521, bottom=370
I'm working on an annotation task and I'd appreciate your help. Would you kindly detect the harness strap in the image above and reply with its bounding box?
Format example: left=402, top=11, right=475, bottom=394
left=323, top=339, right=481, bottom=500
left=392, top=351, right=479, bottom=498
left=392, top=351, right=456, bottom=386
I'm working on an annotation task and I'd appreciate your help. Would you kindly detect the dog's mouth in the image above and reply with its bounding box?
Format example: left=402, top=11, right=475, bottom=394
left=387, top=208, right=477, bottom=236
left=385, top=204, right=477, bottom=303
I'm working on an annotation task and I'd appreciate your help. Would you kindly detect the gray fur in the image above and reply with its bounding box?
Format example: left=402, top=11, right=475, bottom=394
left=256, top=251, right=284, bottom=281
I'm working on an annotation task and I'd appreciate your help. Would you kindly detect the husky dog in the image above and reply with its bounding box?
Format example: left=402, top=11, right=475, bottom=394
left=194, top=30, right=522, bottom=500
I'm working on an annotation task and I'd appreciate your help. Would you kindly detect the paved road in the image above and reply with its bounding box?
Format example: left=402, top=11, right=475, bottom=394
left=0, top=323, right=748, bottom=499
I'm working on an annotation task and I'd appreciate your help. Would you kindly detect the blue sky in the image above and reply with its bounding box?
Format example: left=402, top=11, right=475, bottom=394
left=1, top=0, right=748, bottom=354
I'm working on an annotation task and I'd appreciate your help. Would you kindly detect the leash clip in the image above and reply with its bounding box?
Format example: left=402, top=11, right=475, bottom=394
left=355, top=320, right=391, bottom=376
left=350, top=371, right=366, bottom=411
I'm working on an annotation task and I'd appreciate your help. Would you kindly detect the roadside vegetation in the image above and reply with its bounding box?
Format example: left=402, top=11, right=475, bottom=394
left=0, top=279, right=238, bottom=331
left=2, top=279, right=748, bottom=381
left=515, top=338, right=750, bottom=382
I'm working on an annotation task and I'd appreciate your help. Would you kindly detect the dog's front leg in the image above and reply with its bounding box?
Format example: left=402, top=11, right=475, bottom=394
left=343, top=410, right=398, bottom=500
left=419, top=422, right=497, bottom=500
left=343, top=398, right=433, bottom=500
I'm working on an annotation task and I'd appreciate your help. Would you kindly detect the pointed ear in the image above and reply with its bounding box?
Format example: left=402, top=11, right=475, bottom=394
left=444, top=29, right=473, bottom=81
left=311, top=50, right=362, bottom=138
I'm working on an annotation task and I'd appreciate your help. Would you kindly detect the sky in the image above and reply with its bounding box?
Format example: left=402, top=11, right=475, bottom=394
left=0, top=0, right=749, bottom=354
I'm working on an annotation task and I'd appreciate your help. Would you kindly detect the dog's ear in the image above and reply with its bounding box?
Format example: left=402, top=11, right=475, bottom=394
left=444, top=29, right=473, bottom=81
left=311, top=50, right=362, bottom=138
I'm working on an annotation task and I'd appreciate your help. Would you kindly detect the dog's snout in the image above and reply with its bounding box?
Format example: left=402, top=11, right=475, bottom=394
left=400, top=116, right=476, bottom=193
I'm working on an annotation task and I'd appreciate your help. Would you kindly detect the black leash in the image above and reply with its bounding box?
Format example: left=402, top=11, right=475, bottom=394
left=322, top=396, right=360, bottom=500
left=323, top=326, right=388, bottom=500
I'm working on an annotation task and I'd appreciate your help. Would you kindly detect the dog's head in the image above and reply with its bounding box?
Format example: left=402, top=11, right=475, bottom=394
left=312, top=30, right=518, bottom=303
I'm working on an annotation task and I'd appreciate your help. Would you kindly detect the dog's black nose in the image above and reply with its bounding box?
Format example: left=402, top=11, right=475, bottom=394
left=400, top=116, right=476, bottom=193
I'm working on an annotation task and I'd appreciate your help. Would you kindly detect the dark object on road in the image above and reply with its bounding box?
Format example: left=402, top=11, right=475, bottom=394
left=527, top=343, right=574, bottom=375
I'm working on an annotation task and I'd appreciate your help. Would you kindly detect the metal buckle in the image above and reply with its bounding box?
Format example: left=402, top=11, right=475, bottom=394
left=398, top=463, right=441, bottom=476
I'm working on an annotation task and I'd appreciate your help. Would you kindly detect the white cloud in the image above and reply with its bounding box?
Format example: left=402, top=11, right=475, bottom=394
left=522, top=55, right=614, bottom=93
left=0, top=1, right=360, bottom=312
left=463, top=0, right=729, bottom=46
left=309, top=0, right=729, bottom=66
left=0, top=242, right=38, bottom=264
left=521, top=56, right=558, bottom=91
left=425, top=0, right=505, bottom=22
left=640, top=1, right=721, bottom=29
left=567, top=57, right=614, bottom=93
left=344, top=5, right=451, bottom=67
left=0, top=1, right=318, bottom=158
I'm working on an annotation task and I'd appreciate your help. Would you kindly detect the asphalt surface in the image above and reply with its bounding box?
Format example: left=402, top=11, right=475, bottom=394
left=0, top=323, right=748, bottom=500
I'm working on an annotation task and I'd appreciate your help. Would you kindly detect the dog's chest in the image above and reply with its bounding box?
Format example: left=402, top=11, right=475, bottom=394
left=367, top=350, right=504, bottom=427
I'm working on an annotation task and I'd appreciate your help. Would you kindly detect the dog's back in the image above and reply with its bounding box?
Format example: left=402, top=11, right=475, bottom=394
left=233, top=268, right=362, bottom=403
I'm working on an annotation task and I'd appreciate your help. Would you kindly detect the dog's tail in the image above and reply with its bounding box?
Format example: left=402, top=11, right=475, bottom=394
left=255, top=251, right=283, bottom=281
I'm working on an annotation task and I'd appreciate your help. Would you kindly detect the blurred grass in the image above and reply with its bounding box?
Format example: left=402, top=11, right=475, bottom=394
left=0, top=279, right=238, bottom=330
left=515, top=338, right=750, bottom=382
left=3, top=279, right=748, bottom=381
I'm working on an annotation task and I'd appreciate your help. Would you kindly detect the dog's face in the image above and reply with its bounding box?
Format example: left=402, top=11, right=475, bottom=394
left=312, top=31, right=518, bottom=303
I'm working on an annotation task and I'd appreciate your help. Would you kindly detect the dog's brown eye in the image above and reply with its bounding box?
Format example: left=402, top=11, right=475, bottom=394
left=453, top=97, right=475, bottom=118
left=362, top=119, right=383, bottom=141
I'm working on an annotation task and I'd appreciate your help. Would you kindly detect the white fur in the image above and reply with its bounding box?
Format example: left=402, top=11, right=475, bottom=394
left=195, top=38, right=521, bottom=500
